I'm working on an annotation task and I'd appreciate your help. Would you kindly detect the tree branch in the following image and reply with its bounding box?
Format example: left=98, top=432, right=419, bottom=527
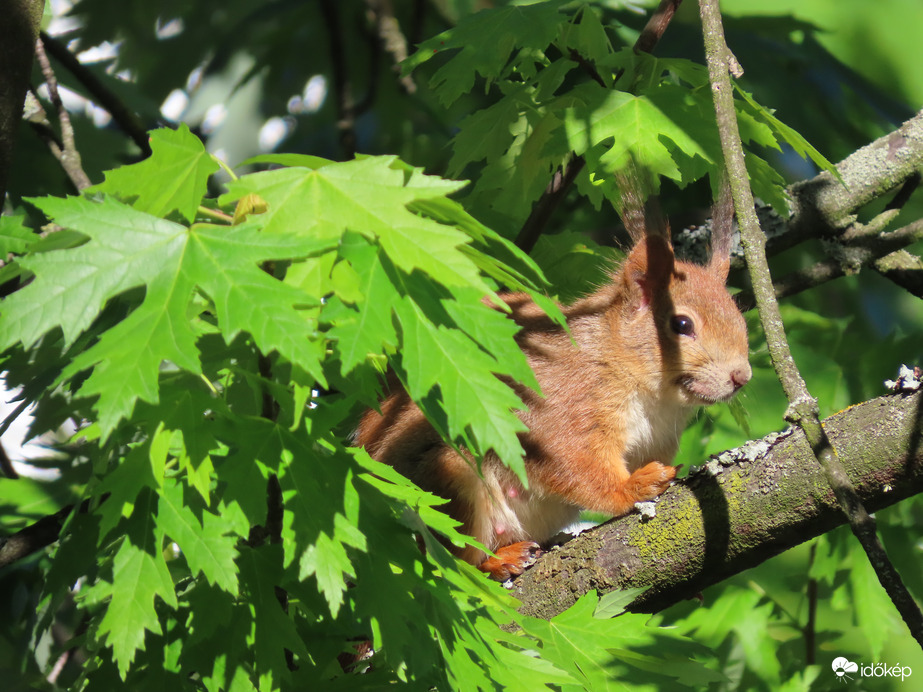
left=38, top=32, right=151, bottom=156
left=874, top=250, right=923, bottom=298
left=634, top=0, right=683, bottom=55
left=788, top=109, right=923, bottom=238
left=33, top=37, right=91, bottom=191
left=365, top=0, right=417, bottom=95
left=0, top=500, right=85, bottom=570
left=732, top=216, right=923, bottom=311
left=514, top=390, right=923, bottom=618
left=320, top=0, right=357, bottom=159
left=699, top=0, right=923, bottom=648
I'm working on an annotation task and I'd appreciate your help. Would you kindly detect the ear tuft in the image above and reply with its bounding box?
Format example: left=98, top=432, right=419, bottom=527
left=626, top=235, right=675, bottom=306
left=708, top=178, right=735, bottom=282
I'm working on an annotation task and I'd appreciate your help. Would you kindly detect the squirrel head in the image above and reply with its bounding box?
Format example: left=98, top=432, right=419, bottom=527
left=615, top=200, right=751, bottom=407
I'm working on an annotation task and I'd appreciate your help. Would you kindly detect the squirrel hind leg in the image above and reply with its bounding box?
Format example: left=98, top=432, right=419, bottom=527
left=478, top=541, right=543, bottom=581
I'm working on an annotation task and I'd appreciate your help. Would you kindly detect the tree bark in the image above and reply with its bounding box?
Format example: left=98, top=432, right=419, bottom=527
left=513, top=390, right=923, bottom=618
left=0, top=0, right=45, bottom=203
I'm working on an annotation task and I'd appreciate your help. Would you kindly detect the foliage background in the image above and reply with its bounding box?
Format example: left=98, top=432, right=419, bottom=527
left=1, top=0, right=922, bottom=690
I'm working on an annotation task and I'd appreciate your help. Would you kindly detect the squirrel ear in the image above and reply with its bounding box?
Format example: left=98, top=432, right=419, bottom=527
left=708, top=177, right=734, bottom=282
left=626, top=235, right=675, bottom=306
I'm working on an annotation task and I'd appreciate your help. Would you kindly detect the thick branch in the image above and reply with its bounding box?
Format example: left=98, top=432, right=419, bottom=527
left=789, top=109, right=923, bottom=237
left=0, top=502, right=76, bottom=569
left=514, top=390, right=923, bottom=618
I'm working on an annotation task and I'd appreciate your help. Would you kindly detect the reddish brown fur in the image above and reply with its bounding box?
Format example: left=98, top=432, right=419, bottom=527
left=356, top=210, right=750, bottom=579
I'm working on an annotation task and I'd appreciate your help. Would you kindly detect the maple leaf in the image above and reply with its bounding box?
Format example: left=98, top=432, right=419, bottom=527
left=563, top=85, right=714, bottom=182
left=0, top=195, right=333, bottom=435
left=82, top=538, right=179, bottom=679
left=405, top=1, right=567, bottom=106
left=220, top=156, right=490, bottom=292
left=394, top=296, right=529, bottom=477
left=155, top=479, right=239, bottom=595
left=0, top=214, right=35, bottom=256
left=324, top=236, right=399, bottom=375
left=90, top=123, right=219, bottom=221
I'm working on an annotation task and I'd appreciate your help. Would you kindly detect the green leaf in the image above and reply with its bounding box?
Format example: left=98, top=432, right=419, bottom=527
left=405, top=1, right=567, bottom=106
left=238, top=546, right=310, bottom=682
left=0, top=214, right=36, bottom=256
left=850, top=551, right=896, bottom=659
left=93, top=443, right=162, bottom=541
left=523, top=592, right=720, bottom=690
left=734, top=85, right=838, bottom=177
left=238, top=153, right=334, bottom=169
left=82, top=538, right=178, bottom=679
left=220, top=157, right=489, bottom=292
left=394, top=295, right=529, bottom=477
left=273, top=430, right=368, bottom=618
left=91, top=124, right=219, bottom=221
left=155, top=480, right=239, bottom=595
left=448, top=94, right=525, bottom=174
left=1, top=195, right=332, bottom=434
left=325, top=237, right=399, bottom=375
left=594, top=587, right=649, bottom=619
left=531, top=230, right=621, bottom=302
left=563, top=84, right=714, bottom=184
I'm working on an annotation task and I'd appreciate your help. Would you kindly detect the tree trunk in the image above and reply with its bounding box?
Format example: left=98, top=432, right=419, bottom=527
left=0, top=0, right=45, bottom=204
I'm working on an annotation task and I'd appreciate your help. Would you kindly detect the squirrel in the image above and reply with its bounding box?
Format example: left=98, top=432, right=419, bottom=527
left=356, top=179, right=751, bottom=580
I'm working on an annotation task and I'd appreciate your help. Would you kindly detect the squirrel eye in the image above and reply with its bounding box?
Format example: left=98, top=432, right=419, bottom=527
left=670, top=315, right=695, bottom=337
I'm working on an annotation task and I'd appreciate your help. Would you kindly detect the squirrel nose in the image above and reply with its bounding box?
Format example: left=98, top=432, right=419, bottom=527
left=730, top=366, right=751, bottom=391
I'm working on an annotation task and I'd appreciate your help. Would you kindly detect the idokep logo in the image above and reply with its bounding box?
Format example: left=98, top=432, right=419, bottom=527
left=832, top=656, right=912, bottom=683
left=832, top=657, right=858, bottom=682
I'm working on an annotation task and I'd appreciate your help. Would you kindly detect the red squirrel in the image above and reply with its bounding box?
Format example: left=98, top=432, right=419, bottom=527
left=356, top=183, right=751, bottom=580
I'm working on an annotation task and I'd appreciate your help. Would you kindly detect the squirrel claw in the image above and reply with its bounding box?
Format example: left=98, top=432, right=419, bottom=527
left=478, top=541, right=542, bottom=581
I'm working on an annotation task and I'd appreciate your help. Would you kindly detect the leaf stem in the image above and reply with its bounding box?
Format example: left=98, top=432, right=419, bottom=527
left=211, top=154, right=238, bottom=181
left=197, top=205, right=234, bottom=223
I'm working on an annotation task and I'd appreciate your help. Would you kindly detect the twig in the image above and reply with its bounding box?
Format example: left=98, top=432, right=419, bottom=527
left=568, top=49, right=607, bottom=88
left=885, top=171, right=921, bottom=211
left=699, top=0, right=923, bottom=651
left=0, top=500, right=88, bottom=569
left=805, top=543, right=818, bottom=666
left=365, top=0, right=417, bottom=95
left=734, top=217, right=923, bottom=310
left=515, top=157, right=586, bottom=253
left=39, top=32, right=151, bottom=156
left=409, top=0, right=427, bottom=47
left=33, top=38, right=91, bottom=191
left=0, top=441, right=18, bottom=479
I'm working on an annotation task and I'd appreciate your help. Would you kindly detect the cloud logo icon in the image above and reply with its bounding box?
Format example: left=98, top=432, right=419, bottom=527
left=832, top=657, right=859, bottom=680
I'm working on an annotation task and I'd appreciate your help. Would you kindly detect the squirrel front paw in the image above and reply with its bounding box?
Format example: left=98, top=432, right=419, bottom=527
left=478, top=541, right=542, bottom=581
left=626, top=461, right=677, bottom=503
